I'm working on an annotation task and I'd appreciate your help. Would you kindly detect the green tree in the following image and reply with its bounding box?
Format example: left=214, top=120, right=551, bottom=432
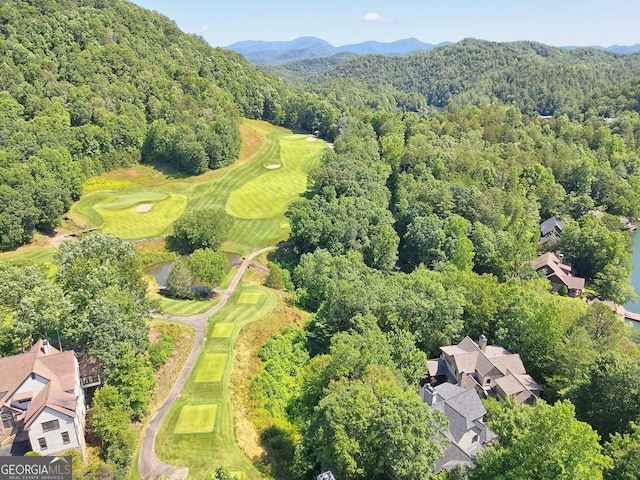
left=166, top=260, right=194, bottom=299
left=89, top=385, right=135, bottom=479
left=169, top=207, right=232, bottom=254
left=187, top=248, right=227, bottom=291
left=568, top=353, right=640, bottom=440
left=604, top=422, right=640, bottom=480
left=294, top=366, right=446, bottom=480
left=474, top=400, right=612, bottom=480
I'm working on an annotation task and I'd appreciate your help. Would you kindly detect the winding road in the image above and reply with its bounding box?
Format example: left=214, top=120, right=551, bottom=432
left=138, top=246, right=276, bottom=480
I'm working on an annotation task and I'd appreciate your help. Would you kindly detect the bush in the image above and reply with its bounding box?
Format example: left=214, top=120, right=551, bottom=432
left=169, top=207, right=233, bottom=254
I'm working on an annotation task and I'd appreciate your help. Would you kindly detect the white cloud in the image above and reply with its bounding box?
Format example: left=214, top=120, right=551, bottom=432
left=201, top=25, right=209, bottom=32
left=363, top=12, right=395, bottom=24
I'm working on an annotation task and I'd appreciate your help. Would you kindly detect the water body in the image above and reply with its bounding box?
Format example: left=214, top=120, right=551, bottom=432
left=144, top=252, right=240, bottom=287
left=624, top=233, right=640, bottom=330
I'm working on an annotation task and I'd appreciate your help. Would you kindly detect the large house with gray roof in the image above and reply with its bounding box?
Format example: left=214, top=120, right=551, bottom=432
left=427, top=336, right=542, bottom=405
left=420, top=382, right=497, bottom=471
left=0, top=340, right=86, bottom=457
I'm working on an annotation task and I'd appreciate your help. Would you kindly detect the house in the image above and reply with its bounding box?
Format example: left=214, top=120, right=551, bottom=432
left=0, top=340, right=86, bottom=458
left=420, top=382, right=497, bottom=472
left=427, top=336, right=542, bottom=405
left=539, top=216, right=565, bottom=246
left=531, top=251, right=585, bottom=297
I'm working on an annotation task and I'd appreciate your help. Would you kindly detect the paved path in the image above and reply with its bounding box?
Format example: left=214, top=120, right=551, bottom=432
left=138, top=246, right=276, bottom=480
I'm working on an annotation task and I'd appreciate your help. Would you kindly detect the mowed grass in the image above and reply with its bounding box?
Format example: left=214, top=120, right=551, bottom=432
left=237, top=292, right=261, bottom=304
left=212, top=323, right=234, bottom=338
left=156, top=285, right=277, bottom=479
left=226, top=132, right=324, bottom=219
left=173, top=404, right=218, bottom=434
left=195, top=354, right=227, bottom=383
left=68, top=120, right=326, bottom=255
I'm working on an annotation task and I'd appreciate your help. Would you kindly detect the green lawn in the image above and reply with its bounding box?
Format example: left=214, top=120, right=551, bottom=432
left=156, top=285, right=277, bottom=479
left=69, top=120, right=326, bottom=255
left=174, top=404, right=218, bottom=434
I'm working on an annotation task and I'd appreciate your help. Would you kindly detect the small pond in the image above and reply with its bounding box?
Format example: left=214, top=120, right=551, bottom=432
left=144, top=252, right=240, bottom=287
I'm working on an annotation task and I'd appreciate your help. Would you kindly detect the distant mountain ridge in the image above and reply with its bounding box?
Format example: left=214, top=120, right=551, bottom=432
left=226, top=36, right=451, bottom=64
left=226, top=36, right=640, bottom=64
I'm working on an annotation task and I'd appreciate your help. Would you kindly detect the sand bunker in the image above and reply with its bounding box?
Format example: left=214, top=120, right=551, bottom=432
left=136, top=203, right=153, bottom=212
left=265, top=164, right=281, bottom=169
left=306, top=136, right=317, bottom=142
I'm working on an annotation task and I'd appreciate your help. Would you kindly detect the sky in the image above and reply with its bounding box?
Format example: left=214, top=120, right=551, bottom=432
left=129, top=0, right=640, bottom=48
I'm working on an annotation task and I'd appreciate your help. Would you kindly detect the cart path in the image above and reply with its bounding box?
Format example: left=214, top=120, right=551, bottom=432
left=137, top=246, right=275, bottom=480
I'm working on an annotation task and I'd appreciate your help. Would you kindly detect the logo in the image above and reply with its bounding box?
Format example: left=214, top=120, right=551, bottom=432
left=0, top=456, right=72, bottom=480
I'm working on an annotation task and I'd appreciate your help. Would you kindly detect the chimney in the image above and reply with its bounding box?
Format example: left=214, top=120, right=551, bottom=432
left=422, top=384, right=439, bottom=406
left=42, top=339, right=51, bottom=356
left=479, top=335, right=488, bottom=352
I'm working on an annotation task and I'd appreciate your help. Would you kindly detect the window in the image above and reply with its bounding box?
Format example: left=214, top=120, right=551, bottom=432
left=61, top=432, right=70, bottom=445
left=471, top=434, right=480, bottom=444
left=31, top=373, right=36, bottom=380
left=1, top=413, right=14, bottom=429
left=41, top=419, right=60, bottom=432
left=38, top=437, right=47, bottom=450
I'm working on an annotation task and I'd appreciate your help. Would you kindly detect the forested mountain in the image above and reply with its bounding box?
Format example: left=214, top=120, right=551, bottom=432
left=286, top=39, right=640, bottom=117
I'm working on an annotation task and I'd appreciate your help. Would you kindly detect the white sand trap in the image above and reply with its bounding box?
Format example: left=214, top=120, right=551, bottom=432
left=306, top=136, right=317, bottom=142
left=265, top=164, right=281, bottom=169
left=136, top=203, right=153, bottom=212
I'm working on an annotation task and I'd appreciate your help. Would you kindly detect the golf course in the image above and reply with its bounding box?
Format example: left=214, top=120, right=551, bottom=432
left=154, top=285, right=278, bottom=479
left=67, top=120, right=326, bottom=256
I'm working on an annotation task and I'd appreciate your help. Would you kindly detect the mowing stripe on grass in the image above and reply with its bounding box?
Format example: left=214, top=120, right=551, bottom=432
left=237, top=292, right=261, bottom=304
left=211, top=323, right=234, bottom=338
left=195, top=354, right=227, bottom=382
left=173, top=404, right=217, bottom=434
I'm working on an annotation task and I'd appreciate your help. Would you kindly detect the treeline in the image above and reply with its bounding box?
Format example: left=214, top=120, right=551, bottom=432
left=0, top=234, right=160, bottom=478
left=254, top=104, right=640, bottom=478
left=0, top=0, right=344, bottom=249
left=280, top=38, right=640, bottom=117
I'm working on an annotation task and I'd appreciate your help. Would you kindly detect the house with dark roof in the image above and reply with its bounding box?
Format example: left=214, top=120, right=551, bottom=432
left=0, top=340, right=86, bottom=458
left=420, top=382, right=497, bottom=471
left=539, top=216, right=565, bottom=246
left=427, top=336, right=542, bottom=405
left=530, top=251, right=585, bottom=297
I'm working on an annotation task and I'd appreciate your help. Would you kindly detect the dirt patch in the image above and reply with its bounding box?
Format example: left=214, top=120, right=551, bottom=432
left=136, top=203, right=153, bottom=213
left=125, top=168, right=138, bottom=177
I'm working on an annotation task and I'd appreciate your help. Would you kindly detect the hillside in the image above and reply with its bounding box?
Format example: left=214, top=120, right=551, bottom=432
left=0, top=0, right=288, bottom=249
left=299, top=39, right=640, bottom=116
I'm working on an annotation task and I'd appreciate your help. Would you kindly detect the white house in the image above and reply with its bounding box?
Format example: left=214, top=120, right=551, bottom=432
left=0, top=340, right=86, bottom=458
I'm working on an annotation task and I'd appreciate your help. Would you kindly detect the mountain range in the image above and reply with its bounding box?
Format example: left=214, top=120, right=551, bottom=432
left=226, top=37, right=451, bottom=64
left=226, top=36, right=640, bottom=65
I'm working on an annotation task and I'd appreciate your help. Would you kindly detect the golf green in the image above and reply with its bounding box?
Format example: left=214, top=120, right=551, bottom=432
left=173, top=404, right=218, bottom=434
left=195, top=354, right=228, bottom=382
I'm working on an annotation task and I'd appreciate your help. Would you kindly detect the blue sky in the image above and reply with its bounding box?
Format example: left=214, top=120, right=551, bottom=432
left=130, top=0, right=640, bottom=48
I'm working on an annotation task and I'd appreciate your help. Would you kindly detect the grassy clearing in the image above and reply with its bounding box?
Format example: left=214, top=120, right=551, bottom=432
left=155, top=285, right=277, bottom=479
left=68, top=120, right=326, bottom=255
left=174, top=404, right=218, bottom=434
left=0, top=243, right=56, bottom=265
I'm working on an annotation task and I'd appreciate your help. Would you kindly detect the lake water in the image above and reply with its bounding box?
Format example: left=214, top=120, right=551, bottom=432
left=624, top=232, right=640, bottom=330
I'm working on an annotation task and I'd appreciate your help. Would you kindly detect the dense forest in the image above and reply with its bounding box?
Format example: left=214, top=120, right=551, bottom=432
left=2, top=0, right=640, bottom=479
left=275, top=38, right=640, bottom=118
